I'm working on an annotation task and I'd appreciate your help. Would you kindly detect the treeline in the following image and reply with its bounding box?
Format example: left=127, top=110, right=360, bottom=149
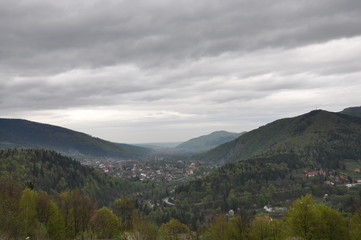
left=0, top=177, right=149, bottom=239
left=201, top=194, right=361, bottom=240
left=1, top=179, right=361, bottom=240
left=0, top=177, right=189, bottom=240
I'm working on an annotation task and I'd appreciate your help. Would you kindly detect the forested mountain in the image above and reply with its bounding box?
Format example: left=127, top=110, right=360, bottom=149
left=176, top=130, right=245, bottom=152
left=1, top=111, right=361, bottom=239
left=198, top=110, right=361, bottom=164
left=170, top=110, right=361, bottom=225
left=0, top=149, right=141, bottom=205
left=340, top=106, right=361, bottom=118
left=0, top=118, right=149, bottom=159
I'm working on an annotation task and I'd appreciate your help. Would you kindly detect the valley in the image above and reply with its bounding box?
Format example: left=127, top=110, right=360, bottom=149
left=1, top=107, right=361, bottom=239
left=87, top=155, right=215, bottom=183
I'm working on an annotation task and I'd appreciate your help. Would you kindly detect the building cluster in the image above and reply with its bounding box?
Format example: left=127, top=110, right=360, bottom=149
left=305, top=168, right=361, bottom=187
left=88, top=157, right=212, bottom=182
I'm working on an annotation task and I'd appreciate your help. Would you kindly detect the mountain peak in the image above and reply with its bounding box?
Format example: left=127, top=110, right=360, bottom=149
left=198, top=109, right=361, bottom=163
left=0, top=118, right=149, bottom=159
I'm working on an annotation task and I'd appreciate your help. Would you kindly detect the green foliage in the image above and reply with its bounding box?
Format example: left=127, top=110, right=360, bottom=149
left=203, top=215, right=253, bottom=240
left=284, top=194, right=349, bottom=240
left=90, top=207, right=122, bottom=239
left=113, top=196, right=135, bottom=230
left=1, top=175, right=361, bottom=240
left=284, top=195, right=320, bottom=239
left=316, top=204, right=348, bottom=240
left=198, top=110, right=361, bottom=166
left=0, top=177, right=22, bottom=239
left=227, top=216, right=249, bottom=240
left=47, top=199, right=66, bottom=240
left=203, top=215, right=242, bottom=240
left=173, top=111, right=361, bottom=225
left=198, top=194, right=358, bottom=240
left=249, top=216, right=282, bottom=240
left=59, top=189, right=96, bottom=239
left=131, top=212, right=159, bottom=240
left=18, top=188, right=39, bottom=238
left=0, top=148, right=143, bottom=206
left=202, top=215, right=228, bottom=240
left=158, top=218, right=190, bottom=240
left=349, top=208, right=361, bottom=240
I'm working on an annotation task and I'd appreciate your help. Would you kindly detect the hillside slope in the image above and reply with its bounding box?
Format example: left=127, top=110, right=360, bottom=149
left=173, top=110, right=361, bottom=222
left=198, top=110, right=361, bottom=165
left=340, top=106, right=361, bottom=118
left=0, top=118, right=149, bottom=159
left=176, top=131, right=244, bottom=152
left=0, top=149, right=141, bottom=205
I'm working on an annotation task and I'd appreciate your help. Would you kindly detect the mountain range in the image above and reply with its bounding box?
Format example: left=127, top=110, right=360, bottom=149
left=0, top=118, right=149, bottom=159
left=1, top=107, right=361, bottom=228
left=174, top=108, right=361, bottom=220
left=176, top=130, right=245, bottom=152
left=198, top=109, right=361, bottom=165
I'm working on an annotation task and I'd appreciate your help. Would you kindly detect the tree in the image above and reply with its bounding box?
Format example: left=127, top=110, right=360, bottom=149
left=47, top=200, right=66, bottom=240
left=249, top=215, right=281, bottom=240
left=226, top=216, right=249, bottom=240
left=131, top=212, right=158, bottom=240
left=0, top=177, right=22, bottom=239
left=113, top=197, right=134, bottom=230
left=203, top=215, right=229, bottom=240
left=158, top=218, right=190, bottom=240
left=59, top=189, right=95, bottom=238
left=350, top=208, right=361, bottom=240
left=316, top=204, right=348, bottom=240
left=59, top=191, right=75, bottom=238
left=90, top=207, right=122, bottom=239
left=284, top=194, right=348, bottom=240
left=18, top=188, right=39, bottom=238
left=284, top=194, right=319, bottom=240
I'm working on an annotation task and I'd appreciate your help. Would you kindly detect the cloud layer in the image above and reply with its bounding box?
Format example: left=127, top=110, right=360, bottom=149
left=1, top=0, right=361, bottom=143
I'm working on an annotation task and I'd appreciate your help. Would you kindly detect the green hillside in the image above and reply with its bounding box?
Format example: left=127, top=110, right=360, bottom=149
left=340, top=106, right=361, bottom=118
left=171, top=110, right=361, bottom=225
left=198, top=110, right=361, bottom=164
left=0, top=149, right=141, bottom=205
left=0, top=118, right=149, bottom=159
left=176, top=131, right=245, bottom=152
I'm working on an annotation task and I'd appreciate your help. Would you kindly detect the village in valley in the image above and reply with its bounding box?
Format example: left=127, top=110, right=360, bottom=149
left=84, top=156, right=215, bottom=183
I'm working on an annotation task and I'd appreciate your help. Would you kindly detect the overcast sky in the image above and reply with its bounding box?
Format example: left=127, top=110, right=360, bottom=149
left=1, top=0, right=361, bottom=143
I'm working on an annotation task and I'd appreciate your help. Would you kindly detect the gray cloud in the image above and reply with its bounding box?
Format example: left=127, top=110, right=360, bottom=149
left=1, top=0, right=361, bottom=142
left=1, top=0, right=361, bottom=73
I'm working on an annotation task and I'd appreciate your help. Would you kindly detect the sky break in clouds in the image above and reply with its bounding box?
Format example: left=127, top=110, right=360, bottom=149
left=1, top=0, right=361, bottom=143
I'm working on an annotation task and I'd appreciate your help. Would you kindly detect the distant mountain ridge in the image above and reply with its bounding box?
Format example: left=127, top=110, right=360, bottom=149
left=176, top=130, right=245, bottom=152
left=135, top=142, right=182, bottom=149
left=340, top=106, right=361, bottom=118
left=198, top=109, right=361, bottom=165
left=0, top=118, right=149, bottom=159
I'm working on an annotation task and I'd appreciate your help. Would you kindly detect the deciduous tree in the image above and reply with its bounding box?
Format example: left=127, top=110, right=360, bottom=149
left=91, top=207, right=122, bottom=239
